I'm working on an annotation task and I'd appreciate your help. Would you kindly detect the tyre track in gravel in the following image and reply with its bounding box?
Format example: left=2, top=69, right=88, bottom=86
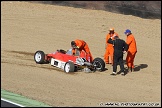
left=1, top=50, right=73, bottom=73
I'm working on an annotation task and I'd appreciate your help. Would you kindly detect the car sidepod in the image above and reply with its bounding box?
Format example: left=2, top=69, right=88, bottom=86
left=50, top=58, right=66, bottom=70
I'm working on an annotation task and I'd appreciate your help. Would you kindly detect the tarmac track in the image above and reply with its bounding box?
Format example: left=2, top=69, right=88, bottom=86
left=1, top=98, right=23, bottom=107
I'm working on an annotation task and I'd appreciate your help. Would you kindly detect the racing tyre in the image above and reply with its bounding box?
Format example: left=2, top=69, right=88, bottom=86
left=64, top=61, right=75, bottom=73
left=34, top=51, right=45, bottom=64
left=92, top=57, right=105, bottom=71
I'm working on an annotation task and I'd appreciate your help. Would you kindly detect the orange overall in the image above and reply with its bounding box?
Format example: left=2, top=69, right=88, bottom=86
left=126, top=34, right=137, bottom=69
left=104, top=32, right=119, bottom=64
left=72, top=39, right=93, bottom=62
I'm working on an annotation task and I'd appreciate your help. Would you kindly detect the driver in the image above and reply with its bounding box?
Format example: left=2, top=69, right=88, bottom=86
left=71, top=39, right=93, bottom=62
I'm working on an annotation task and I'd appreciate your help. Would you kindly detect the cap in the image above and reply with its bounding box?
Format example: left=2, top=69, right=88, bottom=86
left=124, top=29, right=131, bottom=34
left=109, top=28, right=114, bottom=31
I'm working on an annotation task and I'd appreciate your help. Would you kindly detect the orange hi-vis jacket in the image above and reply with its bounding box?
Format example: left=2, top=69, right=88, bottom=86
left=106, top=32, right=119, bottom=48
left=104, top=32, right=119, bottom=64
left=126, top=34, right=137, bottom=53
left=126, top=33, right=137, bottom=68
left=74, top=39, right=86, bottom=50
left=72, top=39, right=93, bottom=62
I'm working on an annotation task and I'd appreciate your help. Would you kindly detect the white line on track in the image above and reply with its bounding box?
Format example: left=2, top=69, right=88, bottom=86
left=1, top=98, right=25, bottom=107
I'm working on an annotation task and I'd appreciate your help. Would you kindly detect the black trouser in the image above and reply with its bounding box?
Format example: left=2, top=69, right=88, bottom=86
left=113, top=54, right=124, bottom=72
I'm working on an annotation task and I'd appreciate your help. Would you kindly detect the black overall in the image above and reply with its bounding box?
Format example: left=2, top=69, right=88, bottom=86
left=108, top=38, right=128, bottom=73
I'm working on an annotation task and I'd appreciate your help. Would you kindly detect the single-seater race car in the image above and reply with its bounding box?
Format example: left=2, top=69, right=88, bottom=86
left=34, top=48, right=105, bottom=73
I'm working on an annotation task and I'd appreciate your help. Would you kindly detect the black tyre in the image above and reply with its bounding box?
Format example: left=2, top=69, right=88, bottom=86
left=92, top=57, right=105, bottom=71
left=34, top=51, right=45, bottom=64
left=64, top=61, right=75, bottom=73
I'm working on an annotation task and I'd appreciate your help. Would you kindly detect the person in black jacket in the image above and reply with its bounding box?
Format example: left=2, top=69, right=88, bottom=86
left=108, top=36, right=128, bottom=76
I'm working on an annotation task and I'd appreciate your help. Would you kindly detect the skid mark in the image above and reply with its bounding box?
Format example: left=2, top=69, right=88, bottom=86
left=5, top=50, right=34, bottom=56
left=1, top=61, right=77, bottom=75
left=3, top=50, right=35, bottom=61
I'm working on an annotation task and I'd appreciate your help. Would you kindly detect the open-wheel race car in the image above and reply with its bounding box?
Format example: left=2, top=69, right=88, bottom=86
left=34, top=48, right=105, bottom=73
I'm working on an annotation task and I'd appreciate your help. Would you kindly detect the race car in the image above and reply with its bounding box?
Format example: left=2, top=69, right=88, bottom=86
left=34, top=48, right=105, bottom=73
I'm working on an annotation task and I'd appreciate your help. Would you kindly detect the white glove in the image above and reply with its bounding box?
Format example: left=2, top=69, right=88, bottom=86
left=123, top=51, right=127, bottom=54
left=111, top=35, right=116, bottom=39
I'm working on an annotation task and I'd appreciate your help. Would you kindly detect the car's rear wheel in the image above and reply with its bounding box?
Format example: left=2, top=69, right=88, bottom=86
left=64, top=61, right=75, bottom=73
left=34, top=51, right=45, bottom=64
left=92, top=58, right=105, bottom=71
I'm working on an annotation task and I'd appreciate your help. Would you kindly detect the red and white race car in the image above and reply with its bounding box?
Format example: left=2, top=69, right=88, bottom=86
left=34, top=48, right=105, bottom=73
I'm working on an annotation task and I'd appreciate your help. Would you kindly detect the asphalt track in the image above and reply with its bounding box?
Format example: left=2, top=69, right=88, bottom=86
left=1, top=98, right=23, bottom=107
left=1, top=89, right=51, bottom=107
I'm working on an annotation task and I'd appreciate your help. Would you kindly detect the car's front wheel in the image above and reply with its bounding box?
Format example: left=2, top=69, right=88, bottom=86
left=34, top=51, right=45, bottom=64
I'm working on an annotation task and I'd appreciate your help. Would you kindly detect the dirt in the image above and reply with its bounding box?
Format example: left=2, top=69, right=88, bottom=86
left=1, top=1, right=161, bottom=107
